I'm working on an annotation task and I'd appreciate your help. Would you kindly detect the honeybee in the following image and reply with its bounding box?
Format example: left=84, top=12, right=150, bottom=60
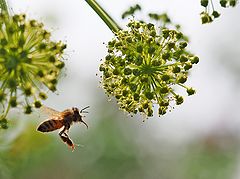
left=37, top=106, right=89, bottom=151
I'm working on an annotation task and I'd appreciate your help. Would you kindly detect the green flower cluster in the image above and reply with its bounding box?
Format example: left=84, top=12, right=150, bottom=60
left=0, top=12, right=66, bottom=122
left=200, top=0, right=238, bottom=24
left=99, top=20, right=199, bottom=117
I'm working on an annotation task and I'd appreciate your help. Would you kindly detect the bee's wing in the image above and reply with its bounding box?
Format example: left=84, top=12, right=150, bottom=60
left=39, top=105, right=61, bottom=118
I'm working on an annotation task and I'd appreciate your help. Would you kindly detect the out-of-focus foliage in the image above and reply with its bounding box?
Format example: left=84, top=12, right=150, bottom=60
left=121, top=4, right=141, bottom=19
left=182, top=130, right=239, bottom=179
left=0, top=103, right=239, bottom=179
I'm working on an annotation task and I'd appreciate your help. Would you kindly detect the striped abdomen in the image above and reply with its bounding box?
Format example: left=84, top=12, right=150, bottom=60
left=37, top=119, right=64, bottom=132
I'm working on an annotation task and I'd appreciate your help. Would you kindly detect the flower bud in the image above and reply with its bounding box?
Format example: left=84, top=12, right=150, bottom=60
left=220, top=0, right=227, bottom=7
left=160, top=100, right=169, bottom=106
left=34, top=101, right=42, bottom=108
left=148, top=46, right=155, bottom=54
left=160, top=86, right=169, bottom=94
left=10, top=97, right=17, bottom=107
left=180, top=55, right=188, bottom=63
left=122, top=89, right=129, bottom=96
left=230, top=0, right=237, bottom=7
left=130, top=84, right=137, bottom=92
left=124, top=68, right=132, bottom=75
left=24, top=105, right=32, bottom=114
left=135, top=56, right=143, bottom=66
left=177, top=74, right=187, bottom=84
left=145, top=91, right=154, bottom=100
left=0, top=90, right=5, bottom=102
left=147, top=108, right=153, bottom=117
left=8, top=78, right=17, bottom=89
left=201, top=0, right=208, bottom=7
left=161, top=74, right=170, bottom=81
left=133, top=93, right=140, bottom=101
left=175, top=95, right=184, bottom=105
left=184, top=63, right=192, bottom=71
left=0, top=118, right=8, bottom=129
left=191, top=56, right=200, bottom=64
left=172, top=66, right=181, bottom=73
left=187, top=88, right=196, bottom=95
left=159, top=107, right=167, bottom=115
left=133, top=69, right=140, bottom=76
left=24, top=83, right=33, bottom=96
left=162, top=52, right=170, bottom=60
left=39, top=92, right=48, bottom=100
left=212, top=11, right=220, bottom=18
left=168, top=42, right=175, bottom=49
left=179, top=42, right=188, bottom=49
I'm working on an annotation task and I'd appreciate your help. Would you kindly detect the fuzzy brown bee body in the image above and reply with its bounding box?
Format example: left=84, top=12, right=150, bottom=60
left=37, top=118, right=64, bottom=132
left=37, top=106, right=89, bottom=151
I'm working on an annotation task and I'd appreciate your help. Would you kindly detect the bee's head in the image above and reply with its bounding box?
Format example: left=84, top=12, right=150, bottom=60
left=72, top=106, right=89, bottom=128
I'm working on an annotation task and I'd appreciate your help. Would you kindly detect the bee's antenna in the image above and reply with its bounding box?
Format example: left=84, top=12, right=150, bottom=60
left=81, top=119, right=89, bottom=129
left=80, top=106, right=90, bottom=113
left=79, top=106, right=89, bottom=129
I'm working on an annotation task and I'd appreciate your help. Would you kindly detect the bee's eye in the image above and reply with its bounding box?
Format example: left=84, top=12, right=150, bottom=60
left=72, top=107, right=79, bottom=114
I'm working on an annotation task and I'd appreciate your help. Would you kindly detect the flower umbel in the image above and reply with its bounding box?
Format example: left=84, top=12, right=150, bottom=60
left=100, top=20, right=199, bottom=117
left=0, top=12, right=66, bottom=121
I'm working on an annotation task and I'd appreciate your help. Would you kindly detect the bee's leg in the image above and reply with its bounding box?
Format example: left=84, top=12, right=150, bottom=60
left=60, top=134, right=75, bottom=151
left=59, top=126, right=75, bottom=151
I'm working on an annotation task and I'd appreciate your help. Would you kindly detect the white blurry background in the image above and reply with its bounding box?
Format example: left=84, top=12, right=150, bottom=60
left=4, top=1, right=240, bottom=178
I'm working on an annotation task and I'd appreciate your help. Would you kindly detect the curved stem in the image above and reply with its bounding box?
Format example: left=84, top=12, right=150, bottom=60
left=0, top=0, right=9, bottom=16
left=85, top=0, right=121, bottom=33
left=0, top=91, right=12, bottom=120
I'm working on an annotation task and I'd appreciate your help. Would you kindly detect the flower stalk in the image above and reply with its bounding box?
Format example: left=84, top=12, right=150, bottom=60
left=85, top=0, right=121, bottom=33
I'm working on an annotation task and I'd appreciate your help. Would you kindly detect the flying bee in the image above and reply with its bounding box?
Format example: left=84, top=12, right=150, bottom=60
left=37, top=106, right=89, bottom=151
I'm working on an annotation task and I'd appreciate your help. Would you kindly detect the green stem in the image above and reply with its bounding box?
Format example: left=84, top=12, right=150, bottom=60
left=177, top=83, right=187, bottom=89
left=0, top=91, right=12, bottom=120
left=85, top=0, right=121, bottom=33
left=0, top=0, right=9, bottom=16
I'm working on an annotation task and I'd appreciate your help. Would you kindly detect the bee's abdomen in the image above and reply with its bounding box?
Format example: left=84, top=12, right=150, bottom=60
left=37, top=120, right=63, bottom=132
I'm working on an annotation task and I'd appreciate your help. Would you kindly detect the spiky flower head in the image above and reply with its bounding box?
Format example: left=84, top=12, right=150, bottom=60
left=99, top=20, right=199, bottom=117
left=0, top=12, right=66, bottom=121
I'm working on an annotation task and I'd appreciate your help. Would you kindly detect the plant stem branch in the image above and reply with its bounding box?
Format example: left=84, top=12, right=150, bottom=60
left=85, top=0, right=121, bottom=33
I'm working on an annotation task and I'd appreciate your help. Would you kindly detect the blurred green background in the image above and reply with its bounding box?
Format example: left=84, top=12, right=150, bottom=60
left=1, top=0, right=240, bottom=179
